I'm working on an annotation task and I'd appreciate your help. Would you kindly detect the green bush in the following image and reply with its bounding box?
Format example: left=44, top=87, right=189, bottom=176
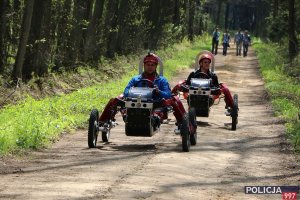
left=253, top=41, right=300, bottom=150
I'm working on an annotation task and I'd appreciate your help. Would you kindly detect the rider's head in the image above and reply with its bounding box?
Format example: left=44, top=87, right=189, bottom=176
left=143, top=53, right=158, bottom=76
left=244, top=30, right=248, bottom=34
left=199, top=54, right=212, bottom=73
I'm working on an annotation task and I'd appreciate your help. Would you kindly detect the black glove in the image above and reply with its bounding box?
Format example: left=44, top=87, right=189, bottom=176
left=152, top=85, right=160, bottom=96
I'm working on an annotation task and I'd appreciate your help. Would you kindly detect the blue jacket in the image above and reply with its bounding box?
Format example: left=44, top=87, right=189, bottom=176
left=212, top=31, right=220, bottom=41
left=123, top=74, right=172, bottom=99
left=222, top=33, right=230, bottom=44
left=234, top=32, right=243, bottom=44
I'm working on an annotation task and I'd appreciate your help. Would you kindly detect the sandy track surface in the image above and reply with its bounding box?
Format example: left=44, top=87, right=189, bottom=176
left=1, top=45, right=299, bottom=200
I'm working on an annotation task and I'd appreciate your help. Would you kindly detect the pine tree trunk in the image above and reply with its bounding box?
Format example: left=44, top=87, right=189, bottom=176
left=35, top=0, right=52, bottom=76
left=84, top=0, right=105, bottom=62
left=105, top=0, right=119, bottom=58
left=55, top=0, right=72, bottom=70
left=0, top=0, right=8, bottom=73
left=68, top=0, right=89, bottom=67
left=216, top=0, right=222, bottom=27
left=224, top=3, right=230, bottom=29
left=11, top=0, right=21, bottom=54
left=23, top=0, right=51, bottom=79
left=115, top=0, right=129, bottom=54
left=288, top=0, right=298, bottom=60
left=187, top=0, right=195, bottom=41
left=273, top=0, right=279, bottom=18
left=12, top=0, right=34, bottom=81
left=146, top=0, right=162, bottom=50
left=173, top=0, right=180, bottom=26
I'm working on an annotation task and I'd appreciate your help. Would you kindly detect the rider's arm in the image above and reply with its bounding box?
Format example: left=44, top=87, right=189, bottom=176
left=186, top=71, right=195, bottom=85
left=156, top=78, right=172, bottom=99
left=123, top=77, right=137, bottom=97
left=211, top=73, right=219, bottom=87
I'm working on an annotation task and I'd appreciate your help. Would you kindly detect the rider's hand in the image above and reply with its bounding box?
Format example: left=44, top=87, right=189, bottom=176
left=153, top=85, right=161, bottom=96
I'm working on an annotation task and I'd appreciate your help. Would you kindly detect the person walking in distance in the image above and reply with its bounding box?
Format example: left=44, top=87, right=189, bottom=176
left=234, top=29, right=243, bottom=56
left=222, top=29, right=231, bottom=56
left=242, top=30, right=251, bottom=57
left=211, top=27, right=220, bottom=55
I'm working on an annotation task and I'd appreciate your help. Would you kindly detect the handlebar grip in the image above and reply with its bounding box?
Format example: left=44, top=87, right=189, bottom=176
left=211, top=88, right=221, bottom=95
left=180, top=85, right=189, bottom=93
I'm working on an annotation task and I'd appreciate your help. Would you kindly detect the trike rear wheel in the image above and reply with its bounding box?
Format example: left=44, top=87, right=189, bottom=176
left=189, top=107, right=197, bottom=145
left=181, top=114, right=190, bottom=152
left=231, top=94, right=238, bottom=131
left=88, top=109, right=99, bottom=148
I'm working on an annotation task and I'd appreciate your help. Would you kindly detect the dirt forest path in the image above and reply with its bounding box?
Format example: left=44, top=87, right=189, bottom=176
left=1, top=44, right=300, bottom=200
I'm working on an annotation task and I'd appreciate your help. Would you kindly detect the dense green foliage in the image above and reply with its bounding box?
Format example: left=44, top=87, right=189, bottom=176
left=0, top=35, right=210, bottom=155
left=253, top=41, right=300, bottom=150
left=1, top=0, right=298, bottom=83
left=0, top=0, right=210, bottom=81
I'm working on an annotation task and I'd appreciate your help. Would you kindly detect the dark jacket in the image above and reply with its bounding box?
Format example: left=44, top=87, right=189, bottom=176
left=186, top=70, right=219, bottom=87
left=243, top=34, right=251, bottom=46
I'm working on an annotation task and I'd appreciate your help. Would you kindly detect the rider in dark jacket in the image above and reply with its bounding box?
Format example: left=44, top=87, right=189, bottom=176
left=186, top=53, right=234, bottom=109
left=186, top=54, right=219, bottom=88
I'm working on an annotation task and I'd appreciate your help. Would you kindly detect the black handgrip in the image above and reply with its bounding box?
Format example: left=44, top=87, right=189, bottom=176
left=116, top=99, right=125, bottom=107
left=180, top=85, right=189, bottom=92
left=211, top=87, right=221, bottom=95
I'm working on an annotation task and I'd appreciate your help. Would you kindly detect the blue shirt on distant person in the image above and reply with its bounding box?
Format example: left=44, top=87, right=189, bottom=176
left=234, top=31, right=243, bottom=44
left=212, top=30, right=220, bottom=41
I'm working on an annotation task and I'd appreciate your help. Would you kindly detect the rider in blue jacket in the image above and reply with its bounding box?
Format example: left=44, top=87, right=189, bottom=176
left=99, top=53, right=172, bottom=123
left=123, top=54, right=171, bottom=100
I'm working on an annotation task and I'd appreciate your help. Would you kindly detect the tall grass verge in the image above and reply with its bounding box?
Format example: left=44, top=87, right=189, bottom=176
left=253, top=40, right=300, bottom=150
left=0, top=35, right=211, bottom=155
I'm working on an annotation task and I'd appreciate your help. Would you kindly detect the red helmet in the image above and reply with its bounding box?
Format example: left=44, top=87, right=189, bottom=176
left=143, top=53, right=158, bottom=64
left=199, top=54, right=212, bottom=64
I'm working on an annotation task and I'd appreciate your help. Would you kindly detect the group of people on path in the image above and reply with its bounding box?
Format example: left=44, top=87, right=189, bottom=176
left=211, top=27, right=251, bottom=57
